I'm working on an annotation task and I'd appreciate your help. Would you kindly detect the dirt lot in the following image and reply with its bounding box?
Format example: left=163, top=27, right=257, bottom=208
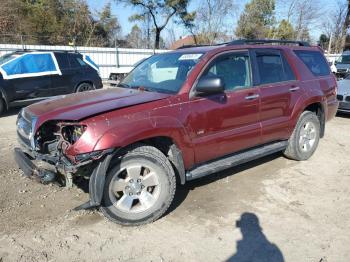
left=0, top=109, right=349, bottom=262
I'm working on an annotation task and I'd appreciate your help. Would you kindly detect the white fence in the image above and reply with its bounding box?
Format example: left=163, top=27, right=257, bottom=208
left=0, top=43, right=342, bottom=79
left=0, top=44, right=167, bottom=79
left=325, top=53, right=340, bottom=64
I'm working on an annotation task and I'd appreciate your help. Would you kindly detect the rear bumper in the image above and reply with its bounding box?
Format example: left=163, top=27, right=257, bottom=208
left=338, top=101, right=350, bottom=113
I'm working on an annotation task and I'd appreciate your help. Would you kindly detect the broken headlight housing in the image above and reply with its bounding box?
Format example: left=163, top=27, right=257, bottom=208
left=61, top=124, right=87, bottom=145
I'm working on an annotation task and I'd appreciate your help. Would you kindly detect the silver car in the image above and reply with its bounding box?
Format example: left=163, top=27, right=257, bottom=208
left=337, top=76, right=350, bottom=113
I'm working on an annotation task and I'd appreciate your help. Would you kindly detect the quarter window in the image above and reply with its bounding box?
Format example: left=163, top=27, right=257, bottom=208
left=201, top=52, right=252, bottom=91
left=294, top=50, right=330, bottom=76
left=55, top=53, right=70, bottom=70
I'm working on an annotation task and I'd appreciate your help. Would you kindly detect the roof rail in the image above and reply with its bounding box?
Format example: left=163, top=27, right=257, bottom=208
left=14, top=49, right=78, bottom=53
left=176, top=44, right=209, bottom=49
left=227, top=39, right=310, bottom=47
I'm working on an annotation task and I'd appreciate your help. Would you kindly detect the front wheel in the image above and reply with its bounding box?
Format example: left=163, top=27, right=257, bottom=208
left=284, top=111, right=320, bottom=161
left=101, top=145, right=176, bottom=226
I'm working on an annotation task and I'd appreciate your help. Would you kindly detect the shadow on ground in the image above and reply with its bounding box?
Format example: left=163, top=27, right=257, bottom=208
left=227, top=212, right=284, bottom=262
left=336, top=112, right=350, bottom=119
left=2, top=107, right=21, bottom=117
left=166, top=152, right=283, bottom=215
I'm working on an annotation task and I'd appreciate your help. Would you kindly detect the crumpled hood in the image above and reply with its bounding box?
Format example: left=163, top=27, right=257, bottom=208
left=337, top=79, right=350, bottom=95
left=26, top=87, right=171, bottom=131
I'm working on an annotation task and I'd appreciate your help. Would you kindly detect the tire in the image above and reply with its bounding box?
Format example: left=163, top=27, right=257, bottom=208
left=100, top=144, right=176, bottom=226
left=76, top=82, right=94, bottom=92
left=284, top=111, right=320, bottom=161
left=0, top=98, right=5, bottom=116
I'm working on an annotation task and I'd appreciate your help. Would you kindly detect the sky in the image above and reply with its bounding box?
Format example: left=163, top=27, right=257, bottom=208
left=87, top=0, right=338, bottom=42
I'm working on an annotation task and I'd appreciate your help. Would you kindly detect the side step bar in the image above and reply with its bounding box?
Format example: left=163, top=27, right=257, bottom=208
left=186, top=141, right=288, bottom=181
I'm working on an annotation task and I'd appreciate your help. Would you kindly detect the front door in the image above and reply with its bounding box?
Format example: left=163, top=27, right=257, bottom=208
left=9, top=75, right=52, bottom=100
left=188, top=50, right=261, bottom=164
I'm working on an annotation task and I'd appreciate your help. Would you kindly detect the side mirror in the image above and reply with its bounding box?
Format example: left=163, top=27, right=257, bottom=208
left=195, top=76, right=224, bottom=95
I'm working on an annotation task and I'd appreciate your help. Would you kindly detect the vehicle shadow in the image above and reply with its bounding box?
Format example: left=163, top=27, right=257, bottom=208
left=2, top=107, right=21, bottom=117
left=226, top=212, right=284, bottom=262
left=336, top=112, right=350, bottom=119
left=166, top=152, right=283, bottom=215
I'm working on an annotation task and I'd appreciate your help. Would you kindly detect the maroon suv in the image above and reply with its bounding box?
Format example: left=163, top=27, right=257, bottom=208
left=15, top=40, right=338, bottom=225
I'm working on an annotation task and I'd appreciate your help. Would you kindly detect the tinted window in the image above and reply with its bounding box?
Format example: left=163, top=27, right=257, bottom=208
left=77, top=57, right=87, bottom=67
left=256, top=53, right=285, bottom=84
left=294, top=50, right=330, bottom=76
left=256, top=51, right=296, bottom=84
left=55, top=53, right=70, bottom=70
left=68, top=54, right=81, bottom=68
left=202, top=52, right=251, bottom=90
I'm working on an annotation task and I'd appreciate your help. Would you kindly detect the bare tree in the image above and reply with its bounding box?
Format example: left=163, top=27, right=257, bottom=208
left=116, top=0, right=193, bottom=49
left=322, top=1, right=347, bottom=53
left=281, top=0, right=322, bottom=41
left=190, top=0, right=237, bottom=44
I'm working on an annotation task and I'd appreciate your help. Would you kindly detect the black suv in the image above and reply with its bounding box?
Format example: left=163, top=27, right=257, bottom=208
left=0, top=50, right=103, bottom=115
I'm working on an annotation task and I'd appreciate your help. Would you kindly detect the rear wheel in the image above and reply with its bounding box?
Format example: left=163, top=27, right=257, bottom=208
left=101, top=145, right=176, bottom=226
left=76, top=82, right=94, bottom=92
left=284, top=111, right=320, bottom=161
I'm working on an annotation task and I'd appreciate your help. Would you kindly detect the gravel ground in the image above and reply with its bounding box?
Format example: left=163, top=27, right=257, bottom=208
left=0, top=108, right=349, bottom=262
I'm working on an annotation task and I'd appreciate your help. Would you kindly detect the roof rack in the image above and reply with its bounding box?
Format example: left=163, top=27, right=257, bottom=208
left=227, top=39, right=310, bottom=47
left=176, top=44, right=209, bottom=49
left=13, top=49, right=78, bottom=53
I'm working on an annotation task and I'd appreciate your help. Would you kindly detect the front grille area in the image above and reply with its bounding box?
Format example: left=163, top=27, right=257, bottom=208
left=337, top=95, right=344, bottom=101
left=338, top=69, right=348, bottom=73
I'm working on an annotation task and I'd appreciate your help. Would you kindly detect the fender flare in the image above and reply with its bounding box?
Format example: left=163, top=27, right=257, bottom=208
left=74, top=151, right=116, bottom=210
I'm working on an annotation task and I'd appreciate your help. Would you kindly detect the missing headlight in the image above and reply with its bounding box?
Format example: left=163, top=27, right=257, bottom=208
left=61, top=125, right=87, bottom=145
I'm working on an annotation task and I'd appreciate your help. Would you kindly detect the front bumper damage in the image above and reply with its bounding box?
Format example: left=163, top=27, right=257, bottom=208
left=14, top=146, right=117, bottom=210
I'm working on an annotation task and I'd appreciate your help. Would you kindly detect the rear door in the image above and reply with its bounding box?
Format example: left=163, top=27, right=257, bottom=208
left=252, top=49, right=303, bottom=143
left=50, top=52, right=75, bottom=95
left=188, top=50, right=261, bottom=164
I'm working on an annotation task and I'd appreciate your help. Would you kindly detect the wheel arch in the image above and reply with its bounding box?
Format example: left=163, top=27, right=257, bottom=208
left=303, top=102, right=325, bottom=138
left=75, top=80, right=94, bottom=92
left=291, top=99, right=325, bottom=138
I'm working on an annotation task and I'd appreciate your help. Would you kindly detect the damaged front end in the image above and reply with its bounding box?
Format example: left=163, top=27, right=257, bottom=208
left=15, top=109, right=114, bottom=188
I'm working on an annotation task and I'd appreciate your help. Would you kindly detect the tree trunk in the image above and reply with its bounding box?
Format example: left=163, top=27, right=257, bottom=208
left=341, top=0, right=350, bottom=51
left=155, top=28, right=161, bottom=49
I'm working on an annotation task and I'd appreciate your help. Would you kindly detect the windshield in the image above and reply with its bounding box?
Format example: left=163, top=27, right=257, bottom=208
left=120, top=52, right=203, bottom=94
left=0, top=53, right=20, bottom=66
left=336, top=54, right=350, bottom=64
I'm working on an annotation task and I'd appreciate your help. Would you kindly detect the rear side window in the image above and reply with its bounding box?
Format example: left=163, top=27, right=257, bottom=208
left=256, top=51, right=295, bottom=84
left=55, top=53, right=70, bottom=70
left=68, top=54, right=82, bottom=68
left=294, top=50, right=330, bottom=76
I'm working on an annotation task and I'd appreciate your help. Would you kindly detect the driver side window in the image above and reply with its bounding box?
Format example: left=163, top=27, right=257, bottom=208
left=202, top=52, right=252, bottom=91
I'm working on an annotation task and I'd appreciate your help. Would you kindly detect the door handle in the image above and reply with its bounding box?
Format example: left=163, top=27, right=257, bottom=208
left=245, top=94, right=260, bottom=100
left=289, top=86, right=300, bottom=92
